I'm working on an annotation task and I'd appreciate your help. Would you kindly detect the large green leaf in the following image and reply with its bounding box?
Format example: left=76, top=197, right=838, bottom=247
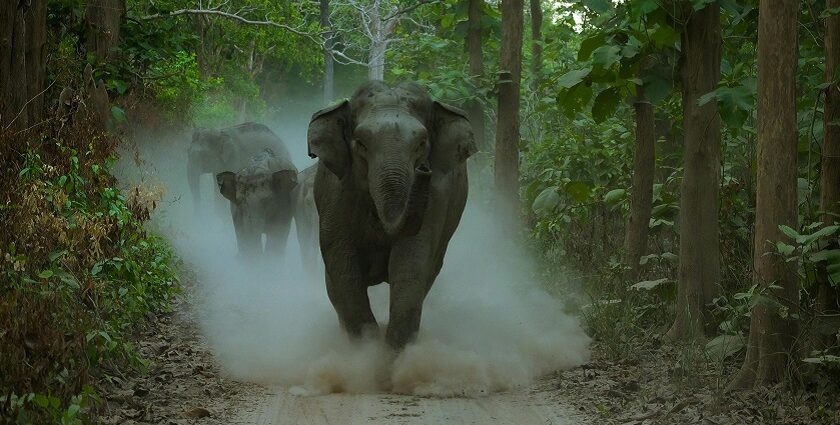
left=532, top=186, right=561, bottom=215
left=649, top=24, right=680, bottom=48
left=558, top=83, right=593, bottom=118
left=705, top=333, right=746, bottom=362
left=578, top=34, right=606, bottom=61
left=565, top=181, right=591, bottom=203
left=582, top=0, right=612, bottom=13
left=631, top=278, right=672, bottom=290
left=592, top=87, right=621, bottom=123
left=592, top=45, right=622, bottom=69
left=556, top=67, right=592, bottom=89
left=630, top=0, right=660, bottom=20
left=603, top=188, right=626, bottom=204
left=642, top=73, right=671, bottom=104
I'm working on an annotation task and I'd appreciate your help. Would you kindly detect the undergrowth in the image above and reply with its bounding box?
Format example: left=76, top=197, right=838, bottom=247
left=0, top=118, right=179, bottom=424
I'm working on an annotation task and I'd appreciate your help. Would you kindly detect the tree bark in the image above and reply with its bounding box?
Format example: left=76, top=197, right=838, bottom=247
left=494, top=0, right=524, bottom=222
left=86, top=0, right=125, bottom=61
left=815, top=0, right=840, bottom=347
left=730, top=0, right=800, bottom=390
left=624, top=82, right=656, bottom=279
left=321, top=0, right=335, bottom=104
left=528, top=0, right=542, bottom=90
left=666, top=3, right=721, bottom=341
left=466, top=0, right=486, bottom=151
left=1, top=0, right=47, bottom=132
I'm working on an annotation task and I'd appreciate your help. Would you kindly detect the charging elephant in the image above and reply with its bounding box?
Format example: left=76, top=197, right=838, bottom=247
left=187, top=122, right=289, bottom=215
left=293, top=163, right=320, bottom=274
left=307, top=81, right=476, bottom=349
left=216, top=148, right=298, bottom=258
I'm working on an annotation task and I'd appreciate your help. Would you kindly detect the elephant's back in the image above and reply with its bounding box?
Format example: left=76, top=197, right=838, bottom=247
left=223, top=122, right=293, bottom=170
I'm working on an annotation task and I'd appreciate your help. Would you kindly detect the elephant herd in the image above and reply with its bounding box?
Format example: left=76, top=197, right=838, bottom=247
left=186, top=82, right=476, bottom=350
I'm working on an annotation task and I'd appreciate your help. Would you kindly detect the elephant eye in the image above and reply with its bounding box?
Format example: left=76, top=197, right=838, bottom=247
left=354, top=139, right=367, bottom=152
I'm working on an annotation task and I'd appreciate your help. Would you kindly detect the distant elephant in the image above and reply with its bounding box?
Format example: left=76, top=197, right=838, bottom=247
left=216, top=148, right=298, bottom=257
left=292, top=163, right=320, bottom=274
left=307, top=81, right=476, bottom=349
left=187, top=122, right=288, bottom=215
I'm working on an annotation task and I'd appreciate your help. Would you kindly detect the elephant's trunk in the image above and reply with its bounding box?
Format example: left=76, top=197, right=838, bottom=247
left=372, top=163, right=432, bottom=236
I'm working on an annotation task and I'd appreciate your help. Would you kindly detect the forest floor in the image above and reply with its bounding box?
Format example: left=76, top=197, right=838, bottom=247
left=95, top=288, right=839, bottom=425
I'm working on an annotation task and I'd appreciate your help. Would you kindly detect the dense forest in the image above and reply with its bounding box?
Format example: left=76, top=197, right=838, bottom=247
left=1, top=0, right=840, bottom=423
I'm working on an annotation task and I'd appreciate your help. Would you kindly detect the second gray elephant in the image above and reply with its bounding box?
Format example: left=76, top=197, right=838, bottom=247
left=188, top=122, right=289, bottom=215
left=216, top=146, right=298, bottom=258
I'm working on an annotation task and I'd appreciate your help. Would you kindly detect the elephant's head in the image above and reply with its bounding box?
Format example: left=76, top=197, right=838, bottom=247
left=216, top=153, right=298, bottom=253
left=307, top=82, right=476, bottom=236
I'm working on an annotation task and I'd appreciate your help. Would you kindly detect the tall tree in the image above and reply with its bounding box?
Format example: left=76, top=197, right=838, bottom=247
left=624, top=67, right=656, bottom=279
left=321, top=0, right=335, bottom=104
left=86, top=0, right=125, bottom=61
left=1, top=0, right=47, bottom=132
left=816, top=0, right=840, bottom=346
left=466, top=0, right=486, bottom=150
left=666, top=2, right=722, bottom=340
left=528, top=0, right=542, bottom=89
left=730, top=0, right=800, bottom=389
left=495, top=0, right=524, bottom=220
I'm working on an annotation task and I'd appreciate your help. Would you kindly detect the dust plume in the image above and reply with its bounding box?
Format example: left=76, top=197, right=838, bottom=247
left=115, top=105, right=590, bottom=398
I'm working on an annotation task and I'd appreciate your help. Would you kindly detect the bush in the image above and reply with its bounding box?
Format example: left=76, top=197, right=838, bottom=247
left=0, top=119, right=179, bottom=423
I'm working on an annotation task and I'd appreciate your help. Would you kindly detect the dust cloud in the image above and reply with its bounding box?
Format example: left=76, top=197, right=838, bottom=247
left=115, top=105, right=590, bottom=398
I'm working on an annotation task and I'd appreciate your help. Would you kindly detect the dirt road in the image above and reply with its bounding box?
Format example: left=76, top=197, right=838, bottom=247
left=241, top=381, right=586, bottom=425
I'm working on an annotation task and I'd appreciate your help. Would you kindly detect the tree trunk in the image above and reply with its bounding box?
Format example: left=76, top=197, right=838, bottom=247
left=86, top=0, right=125, bottom=61
left=729, top=0, right=800, bottom=390
left=666, top=3, right=722, bottom=341
left=1, top=0, right=47, bottom=132
left=815, top=0, right=840, bottom=348
left=494, top=0, right=524, bottom=222
left=321, top=0, right=335, bottom=104
left=624, top=82, right=655, bottom=279
left=466, top=0, right=486, bottom=151
left=529, top=0, right=542, bottom=90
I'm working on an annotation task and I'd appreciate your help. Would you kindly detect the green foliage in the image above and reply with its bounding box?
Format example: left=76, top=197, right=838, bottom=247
left=1, top=131, right=179, bottom=422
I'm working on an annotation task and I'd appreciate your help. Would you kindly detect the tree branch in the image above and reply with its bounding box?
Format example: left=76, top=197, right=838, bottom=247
left=141, top=9, right=321, bottom=44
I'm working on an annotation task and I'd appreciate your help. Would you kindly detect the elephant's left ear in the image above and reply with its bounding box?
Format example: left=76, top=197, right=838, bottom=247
left=430, top=101, right=477, bottom=173
left=271, top=169, right=298, bottom=194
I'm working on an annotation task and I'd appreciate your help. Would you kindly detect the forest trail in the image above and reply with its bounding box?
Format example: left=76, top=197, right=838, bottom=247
left=240, top=381, right=585, bottom=425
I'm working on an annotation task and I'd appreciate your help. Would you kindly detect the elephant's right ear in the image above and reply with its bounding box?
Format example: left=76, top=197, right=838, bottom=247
left=308, top=100, right=351, bottom=178
left=216, top=172, right=237, bottom=202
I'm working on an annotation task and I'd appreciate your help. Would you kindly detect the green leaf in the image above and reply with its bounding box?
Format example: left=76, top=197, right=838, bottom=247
left=649, top=24, right=680, bottom=48
left=582, top=0, right=612, bottom=13
left=603, top=188, right=626, bottom=204
left=578, top=34, right=606, bottom=61
left=38, top=270, right=54, bottom=279
left=776, top=241, right=795, bottom=256
left=558, top=83, right=593, bottom=118
left=661, top=252, right=678, bottom=263
left=779, top=224, right=801, bottom=241
left=48, top=250, right=67, bottom=262
left=642, top=73, right=671, bottom=104
left=820, top=7, right=840, bottom=18
left=592, top=45, right=622, bottom=69
left=803, top=354, right=840, bottom=364
left=809, top=249, right=840, bottom=263
left=631, top=278, right=672, bottom=290
left=705, top=333, right=746, bottom=362
left=556, top=67, right=591, bottom=89
left=631, top=0, right=660, bottom=20
left=592, top=87, right=621, bottom=123
left=110, top=106, right=127, bottom=123
left=532, top=186, right=561, bottom=214
left=564, top=181, right=591, bottom=203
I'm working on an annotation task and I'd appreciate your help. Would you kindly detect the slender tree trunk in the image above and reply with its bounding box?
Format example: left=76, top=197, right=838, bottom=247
left=495, top=0, right=524, bottom=222
left=528, top=0, right=542, bottom=90
left=85, top=0, right=124, bottom=61
left=321, top=0, right=335, bottom=104
left=466, top=0, right=486, bottom=151
left=624, top=81, right=655, bottom=279
left=1, top=0, right=47, bottom=132
left=815, top=0, right=840, bottom=348
left=730, top=0, right=800, bottom=389
left=666, top=3, right=722, bottom=341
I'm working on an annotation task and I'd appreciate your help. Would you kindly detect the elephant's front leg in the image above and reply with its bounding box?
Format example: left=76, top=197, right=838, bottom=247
left=323, top=243, right=378, bottom=337
left=386, top=239, right=435, bottom=349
